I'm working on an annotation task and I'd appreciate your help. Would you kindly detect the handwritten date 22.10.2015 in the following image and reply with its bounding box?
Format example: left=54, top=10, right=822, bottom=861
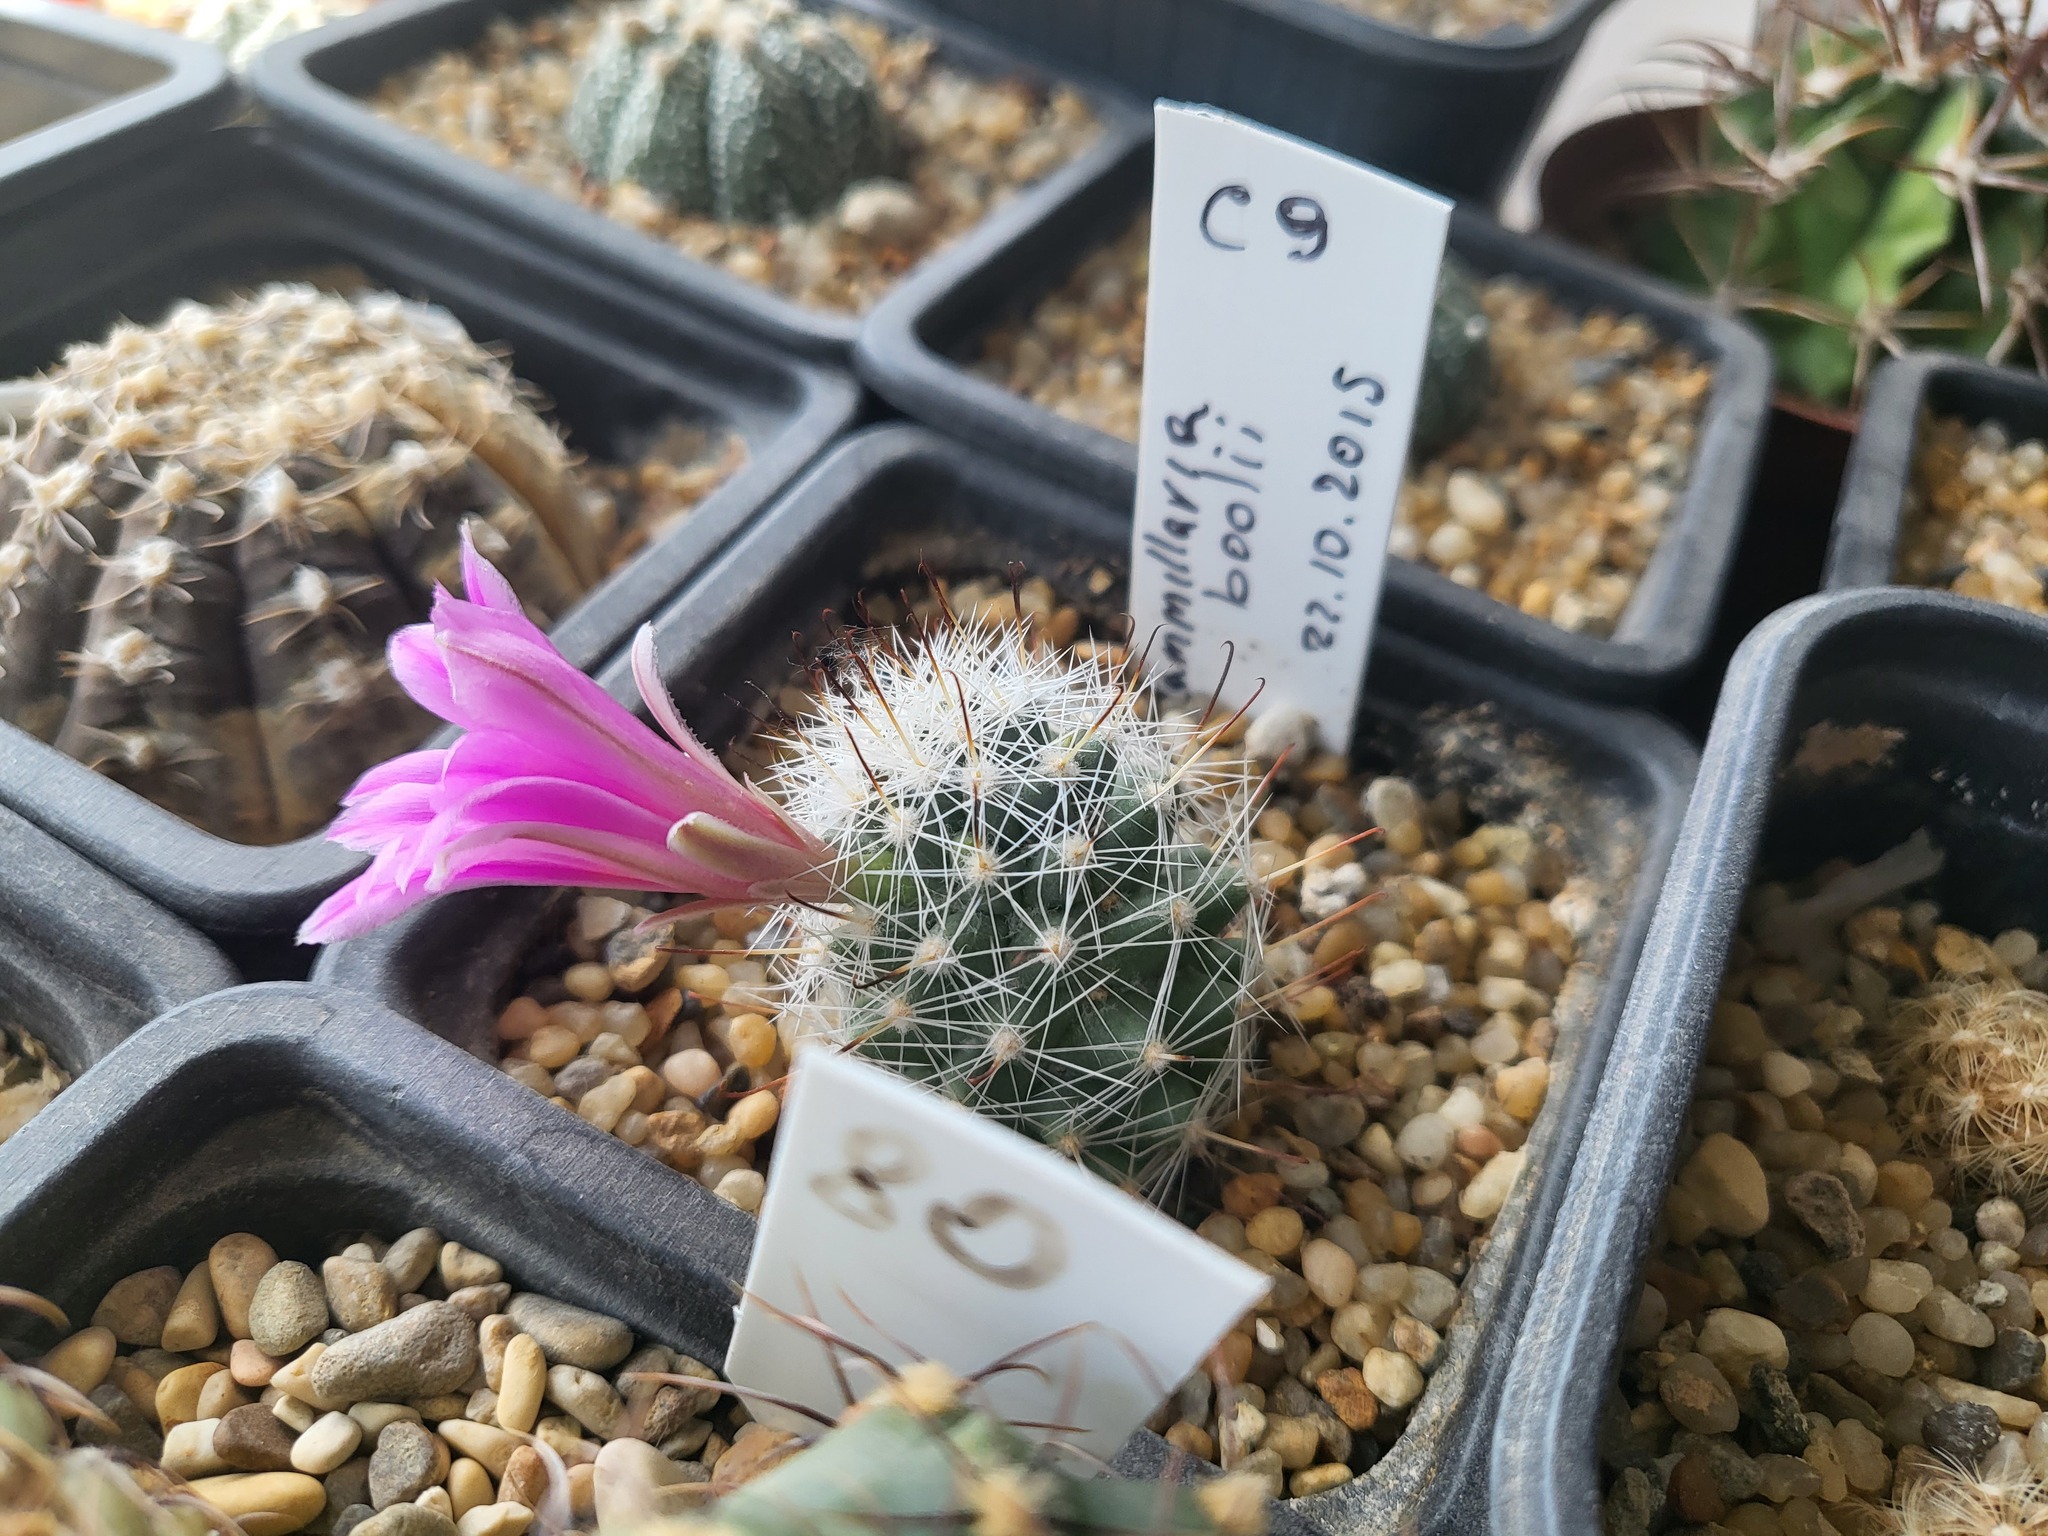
left=1300, top=366, right=1385, bottom=654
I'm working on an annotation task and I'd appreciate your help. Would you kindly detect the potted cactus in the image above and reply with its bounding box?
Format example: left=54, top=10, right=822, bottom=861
left=250, top=0, right=1146, bottom=359
left=0, top=984, right=1283, bottom=1536
left=0, top=283, right=744, bottom=851
left=1540, top=0, right=2048, bottom=415
left=1491, top=588, right=2048, bottom=1536
left=311, top=424, right=1697, bottom=1532
left=1528, top=0, right=2048, bottom=710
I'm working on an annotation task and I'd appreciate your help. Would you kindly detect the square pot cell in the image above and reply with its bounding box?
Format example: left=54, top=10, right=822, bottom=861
left=0, top=982, right=752, bottom=1372
left=1492, top=587, right=2048, bottom=1536
left=0, top=803, right=234, bottom=1153
left=0, top=124, right=858, bottom=942
left=855, top=155, right=1774, bottom=704
left=1828, top=351, right=2048, bottom=612
left=876, top=0, right=1615, bottom=205
left=314, top=422, right=1697, bottom=1536
left=0, top=0, right=233, bottom=219
left=248, top=0, right=1148, bottom=360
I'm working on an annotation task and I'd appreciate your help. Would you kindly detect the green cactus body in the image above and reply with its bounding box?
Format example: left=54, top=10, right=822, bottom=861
left=765, top=616, right=1263, bottom=1196
left=1412, top=253, right=1492, bottom=460
left=0, top=284, right=613, bottom=845
left=0, top=1309, right=213, bottom=1536
left=1624, top=3, right=2048, bottom=405
left=565, top=0, right=895, bottom=224
left=613, top=1367, right=1266, bottom=1536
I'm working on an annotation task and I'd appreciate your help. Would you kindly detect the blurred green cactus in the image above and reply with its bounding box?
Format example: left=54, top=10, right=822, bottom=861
left=602, top=1362, right=1269, bottom=1536
left=0, top=1289, right=220, bottom=1536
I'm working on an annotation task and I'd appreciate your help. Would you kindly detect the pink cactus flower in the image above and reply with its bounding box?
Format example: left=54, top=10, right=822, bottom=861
left=297, top=531, right=831, bottom=945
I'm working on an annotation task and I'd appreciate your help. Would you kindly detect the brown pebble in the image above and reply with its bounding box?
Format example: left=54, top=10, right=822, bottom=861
left=209, top=1234, right=280, bottom=1341
left=214, top=1403, right=301, bottom=1472
left=92, top=1266, right=182, bottom=1348
left=1667, top=1452, right=1727, bottom=1525
left=162, top=1265, right=222, bottom=1353
left=710, top=1424, right=802, bottom=1495
left=230, top=1340, right=285, bottom=1388
left=1314, top=1368, right=1378, bottom=1430
left=499, top=1446, right=548, bottom=1509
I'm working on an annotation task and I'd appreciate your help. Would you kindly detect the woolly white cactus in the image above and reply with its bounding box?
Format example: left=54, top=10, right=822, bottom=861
left=764, top=607, right=1266, bottom=1196
left=0, top=283, right=614, bottom=844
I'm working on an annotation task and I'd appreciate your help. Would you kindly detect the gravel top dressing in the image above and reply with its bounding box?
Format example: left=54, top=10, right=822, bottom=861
left=1604, top=842, right=2048, bottom=1534
left=1899, top=415, right=2048, bottom=616
left=31, top=1224, right=760, bottom=1534
left=1319, top=0, right=1563, bottom=41
left=972, top=213, right=1712, bottom=638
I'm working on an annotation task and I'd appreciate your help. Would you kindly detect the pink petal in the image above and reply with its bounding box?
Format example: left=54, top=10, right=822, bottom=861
left=387, top=624, right=455, bottom=720
left=632, top=626, right=722, bottom=769
left=302, top=540, right=836, bottom=945
left=460, top=522, right=525, bottom=615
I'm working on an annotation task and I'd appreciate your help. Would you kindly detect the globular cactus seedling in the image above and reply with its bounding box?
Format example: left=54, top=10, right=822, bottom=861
left=1888, top=975, right=2048, bottom=1216
left=0, top=1288, right=224, bottom=1536
left=565, top=0, right=897, bottom=224
left=763, top=601, right=1265, bottom=1197
left=1412, top=253, right=1493, bottom=460
left=0, top=283, right=615, bottom=845
left=1878, top=1448, right=2048, bottom=1534
left=606, top=1359, right=1269, bottom=1536
left=1618, top=0, right=2048, bottom=405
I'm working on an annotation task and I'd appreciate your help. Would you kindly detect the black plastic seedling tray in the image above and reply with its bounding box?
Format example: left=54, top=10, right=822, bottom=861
left=0, top=803, right=234, bottom=1138
left=857, top=156, right=1774, bottom=705
left=1489, top=587, right=2048, bottom=1536
left=1825, top=352, right=2048, bottom=594
left=0, top=979, right=1316, bottom=1533
left=0, top=0, right=234, bottom=221
left=248, top=0, right=1149, bottom=362
left=0, top=982, right=752, bottom=1377
left=316, top=422, right=1698, bottom=1536
left=0, top=124, right=858, bottom=950
left=880, top=0, right=1615, bottom=206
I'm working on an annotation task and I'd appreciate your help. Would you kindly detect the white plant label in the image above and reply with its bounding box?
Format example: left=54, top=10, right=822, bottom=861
left=725, top=1049, right=1270, bottom=1466
left=1130, top=103, right=1451, bottom=748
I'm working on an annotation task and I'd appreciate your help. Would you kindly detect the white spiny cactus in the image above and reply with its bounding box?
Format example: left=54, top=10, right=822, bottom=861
left=764, top=606, right=1265, bottom=1196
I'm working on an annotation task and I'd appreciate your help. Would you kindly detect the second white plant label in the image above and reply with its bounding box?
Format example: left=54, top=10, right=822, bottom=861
left=1131, top=103, right=1451, bottom=748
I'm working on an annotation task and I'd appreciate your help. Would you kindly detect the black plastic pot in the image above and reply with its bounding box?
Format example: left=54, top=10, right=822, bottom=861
left=0, top=981, right=753, bottom=1377
left=315, top=421, right=1698, bottom=1536
left=0, top=0, right=234, bottom=220
left=0, top=802, right=234, bottom=1131
left=0, top=124, right=859, bottom=955
left=1489, top=586, right=2048, bottom=1536
left=856, top=163, right=1775, bottom=706
left=875, top=0, right=1614, bottom=206
left=1825, top=352, right=2048, bottom=594
left=247, top=0, right=1149, bottom=363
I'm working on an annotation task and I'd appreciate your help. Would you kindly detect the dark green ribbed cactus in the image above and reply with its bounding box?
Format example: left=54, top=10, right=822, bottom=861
left=765, top=610, right=1264, bottom=1198
left=1620, top=0, right=2048, bottom=406
left=0, top=284, right=613, bottom=846
left=564, top=0, right=896, bottom=224
left=1412, top=253, right=1492, bottom=459
left=602, top=1362, right=1269, bottom=1536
